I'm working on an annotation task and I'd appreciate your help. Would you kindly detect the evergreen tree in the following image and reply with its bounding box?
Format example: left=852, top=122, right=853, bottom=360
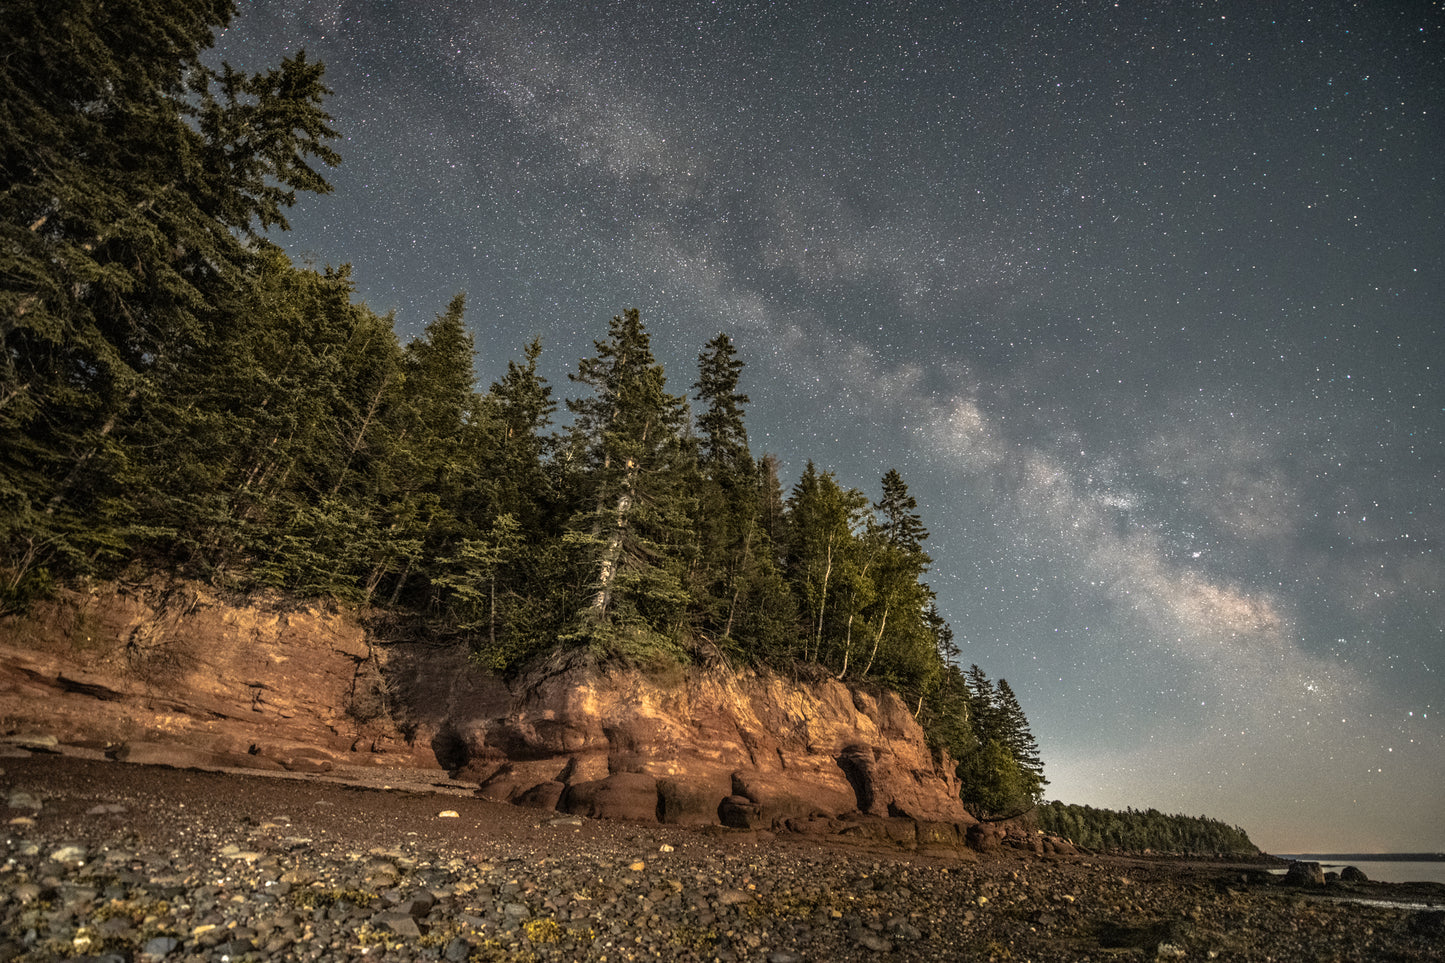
left=563, top=309, right=696, bottom=654
left=876, top=469, right=928, bottom=553
left=434, top=338, right=557, bottom=667
left=995, top=678, right=1047, bottom=794
left=371, top=293, right=478, bottom=607
left=688, top=332, right=792, bottom=657
left=955, top=665, right=1047, bottom=817
left=693, top=333, right=750, bottom=474
left=219, top=255, right=401, bottom=599
left=486, top=338, right=555, bottom=531
left=136, top=249, right=399, bottom=583
left=852, top=471, right=936, bottom=687
left=0, top=0, right=338, bottom=597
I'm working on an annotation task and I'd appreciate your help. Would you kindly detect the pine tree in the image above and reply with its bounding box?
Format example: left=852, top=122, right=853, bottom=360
left=876, top=469, right=928, bottom=553
left=486, top=337, right=556, bottom=531
left=954, top=666, right=1046, bottom=817
left=372, top=293, right=478, bottom=607
left=689, top=332, right=790, bottom=656
left=995, top=678, right=1047, bottom=794
left=853, top=470, right=936, bottom=686
left=433, top=337, right=557, bottom=666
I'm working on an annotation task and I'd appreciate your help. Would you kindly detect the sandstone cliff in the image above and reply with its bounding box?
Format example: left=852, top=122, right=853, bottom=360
left=0, top=580, right=971, bottom=836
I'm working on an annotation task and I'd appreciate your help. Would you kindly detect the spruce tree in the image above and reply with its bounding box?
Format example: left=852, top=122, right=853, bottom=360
left=373, top=293, right=478, bottom=607
left=995, top=678, right=1047, bottom=794
left=0, top=0, right=338, bottom=595
left=563, top=309, right=696, bottom=653
left=854, top=470, right=936, bottom=686
left=689, top=332, right=791, bottom=656
left=693, top=333, right=751, bottom=474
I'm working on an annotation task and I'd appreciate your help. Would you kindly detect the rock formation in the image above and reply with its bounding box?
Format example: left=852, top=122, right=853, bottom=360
left=0, top=580, right=974, bottom=840
left=387, top=652, right=971, bottom=828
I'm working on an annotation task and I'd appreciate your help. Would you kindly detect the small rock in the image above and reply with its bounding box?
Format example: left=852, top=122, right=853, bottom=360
left=1157, top=943, right=1187, bottom=959
left=216, top=937, right=256, bottom=956
left=887, top=918, right=923, bottom=940
left=545, top=815, right=584, bottom=828
left=6, top=734, right=58, bottom=751
left=373, top=911, right=423, bottom=939
left=503, top=902, right=531, bottom=919
left=49, top=844, right=86, bottom=863
left=7, top=791, right=42, bottom=811
left=142, top=935, right=181, bottom=957
left=438, top=810, right=460, bottom=818
left=659, top=843, right=675, bottom=853
left=400, top=892, right=436, bottom=917
left=85, top=803, right=128, bottom=815
left=854, top=930, right=894, bottom=952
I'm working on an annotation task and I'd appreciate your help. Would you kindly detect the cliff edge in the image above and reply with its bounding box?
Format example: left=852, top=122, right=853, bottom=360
left=0, top=580, right=971, bottom=840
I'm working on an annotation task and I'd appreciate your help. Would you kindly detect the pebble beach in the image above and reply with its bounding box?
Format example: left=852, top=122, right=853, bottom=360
left=3, top=753, right=1442, bottom=962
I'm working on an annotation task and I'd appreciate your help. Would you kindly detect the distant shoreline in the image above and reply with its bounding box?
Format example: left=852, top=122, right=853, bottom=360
left=1276, top=853, right=1445, bottom=863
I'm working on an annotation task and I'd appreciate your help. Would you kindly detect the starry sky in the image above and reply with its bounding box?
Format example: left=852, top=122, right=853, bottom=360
left=213, top=1, right=1443, bottom=854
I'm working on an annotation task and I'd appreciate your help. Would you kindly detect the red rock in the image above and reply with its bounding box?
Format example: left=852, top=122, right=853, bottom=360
left=561, top=772, right=659, bottom=822
left=511, top=781, right=565, bottom=811
left=0, top=580, right=975, bottom=837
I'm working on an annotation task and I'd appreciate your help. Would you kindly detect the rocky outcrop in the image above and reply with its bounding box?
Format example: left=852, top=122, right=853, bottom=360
left=0, top=580, right=427, bottom=772
left=1, top=580, right=973, bottom=840
left=412, top=653, right=972, bottom=830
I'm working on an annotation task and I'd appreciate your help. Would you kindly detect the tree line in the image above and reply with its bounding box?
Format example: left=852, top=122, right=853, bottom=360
left=1035, top=802, right=1260, bottom=856
left=1, top=0, right=1047, bottom=815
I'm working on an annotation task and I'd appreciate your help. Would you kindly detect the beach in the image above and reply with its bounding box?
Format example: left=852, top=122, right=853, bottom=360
left=3, top=753, right=1442, bottom=962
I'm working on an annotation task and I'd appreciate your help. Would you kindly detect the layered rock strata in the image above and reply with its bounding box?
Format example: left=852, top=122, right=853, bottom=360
left=401, top=655, right=972, bottom=831
left=1, top=581, right=972, bottom=840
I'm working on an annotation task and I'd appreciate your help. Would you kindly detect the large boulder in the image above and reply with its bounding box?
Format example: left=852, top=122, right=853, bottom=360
left=1282, top=861, right=1326, bottom=886
left=561, top=772, right=659, bottom=821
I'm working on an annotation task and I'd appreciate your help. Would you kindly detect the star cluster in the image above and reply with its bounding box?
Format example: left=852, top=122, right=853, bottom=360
left=215, top=0, right=1442, bottom=852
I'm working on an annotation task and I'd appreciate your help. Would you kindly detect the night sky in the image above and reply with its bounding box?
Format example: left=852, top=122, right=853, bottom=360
left=214, top=1, right=1443, bottom=854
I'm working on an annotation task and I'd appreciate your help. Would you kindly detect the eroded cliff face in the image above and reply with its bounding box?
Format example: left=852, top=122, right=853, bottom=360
left=0, top=581, right=970, bottom=833
left=0, top=580, right=429, bottom=771
left=406, top=656, right=971, bottom=828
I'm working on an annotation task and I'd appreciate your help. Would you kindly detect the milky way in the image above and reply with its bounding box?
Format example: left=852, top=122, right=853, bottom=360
left=215, top=1, right=1443, bottom=851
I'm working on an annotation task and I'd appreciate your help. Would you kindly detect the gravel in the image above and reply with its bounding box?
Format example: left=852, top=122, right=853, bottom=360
left=3, top=754, right=1442, bottom=962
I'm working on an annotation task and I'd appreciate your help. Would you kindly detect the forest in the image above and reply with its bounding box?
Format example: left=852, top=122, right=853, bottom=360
left=1035, top=802, right=1260, bottom=857
left=1, top=0, right=1051, bottom=821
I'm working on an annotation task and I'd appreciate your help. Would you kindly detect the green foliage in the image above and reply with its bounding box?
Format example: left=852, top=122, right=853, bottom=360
left=561, top=310, right=697, bottom=652
left=936, top=665, right=1048, bottom=819
left=1, top=0, right=338, bottom=584
left=1035, top=801, right=1260, bottom=856
left=957, top=739, right=1036, bottom=820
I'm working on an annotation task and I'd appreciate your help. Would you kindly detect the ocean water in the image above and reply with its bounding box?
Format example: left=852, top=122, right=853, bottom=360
left=1273, top=856, right=1445, bottom=885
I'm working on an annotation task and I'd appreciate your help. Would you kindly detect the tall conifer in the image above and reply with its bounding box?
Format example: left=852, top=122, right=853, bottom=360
left=563, top=310, right=695, bottom=652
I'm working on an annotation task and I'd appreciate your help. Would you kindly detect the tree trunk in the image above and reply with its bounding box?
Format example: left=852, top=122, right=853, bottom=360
left=589, top=465, right=635, bottom=619
left=860, top=601, right=889, bottom=678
